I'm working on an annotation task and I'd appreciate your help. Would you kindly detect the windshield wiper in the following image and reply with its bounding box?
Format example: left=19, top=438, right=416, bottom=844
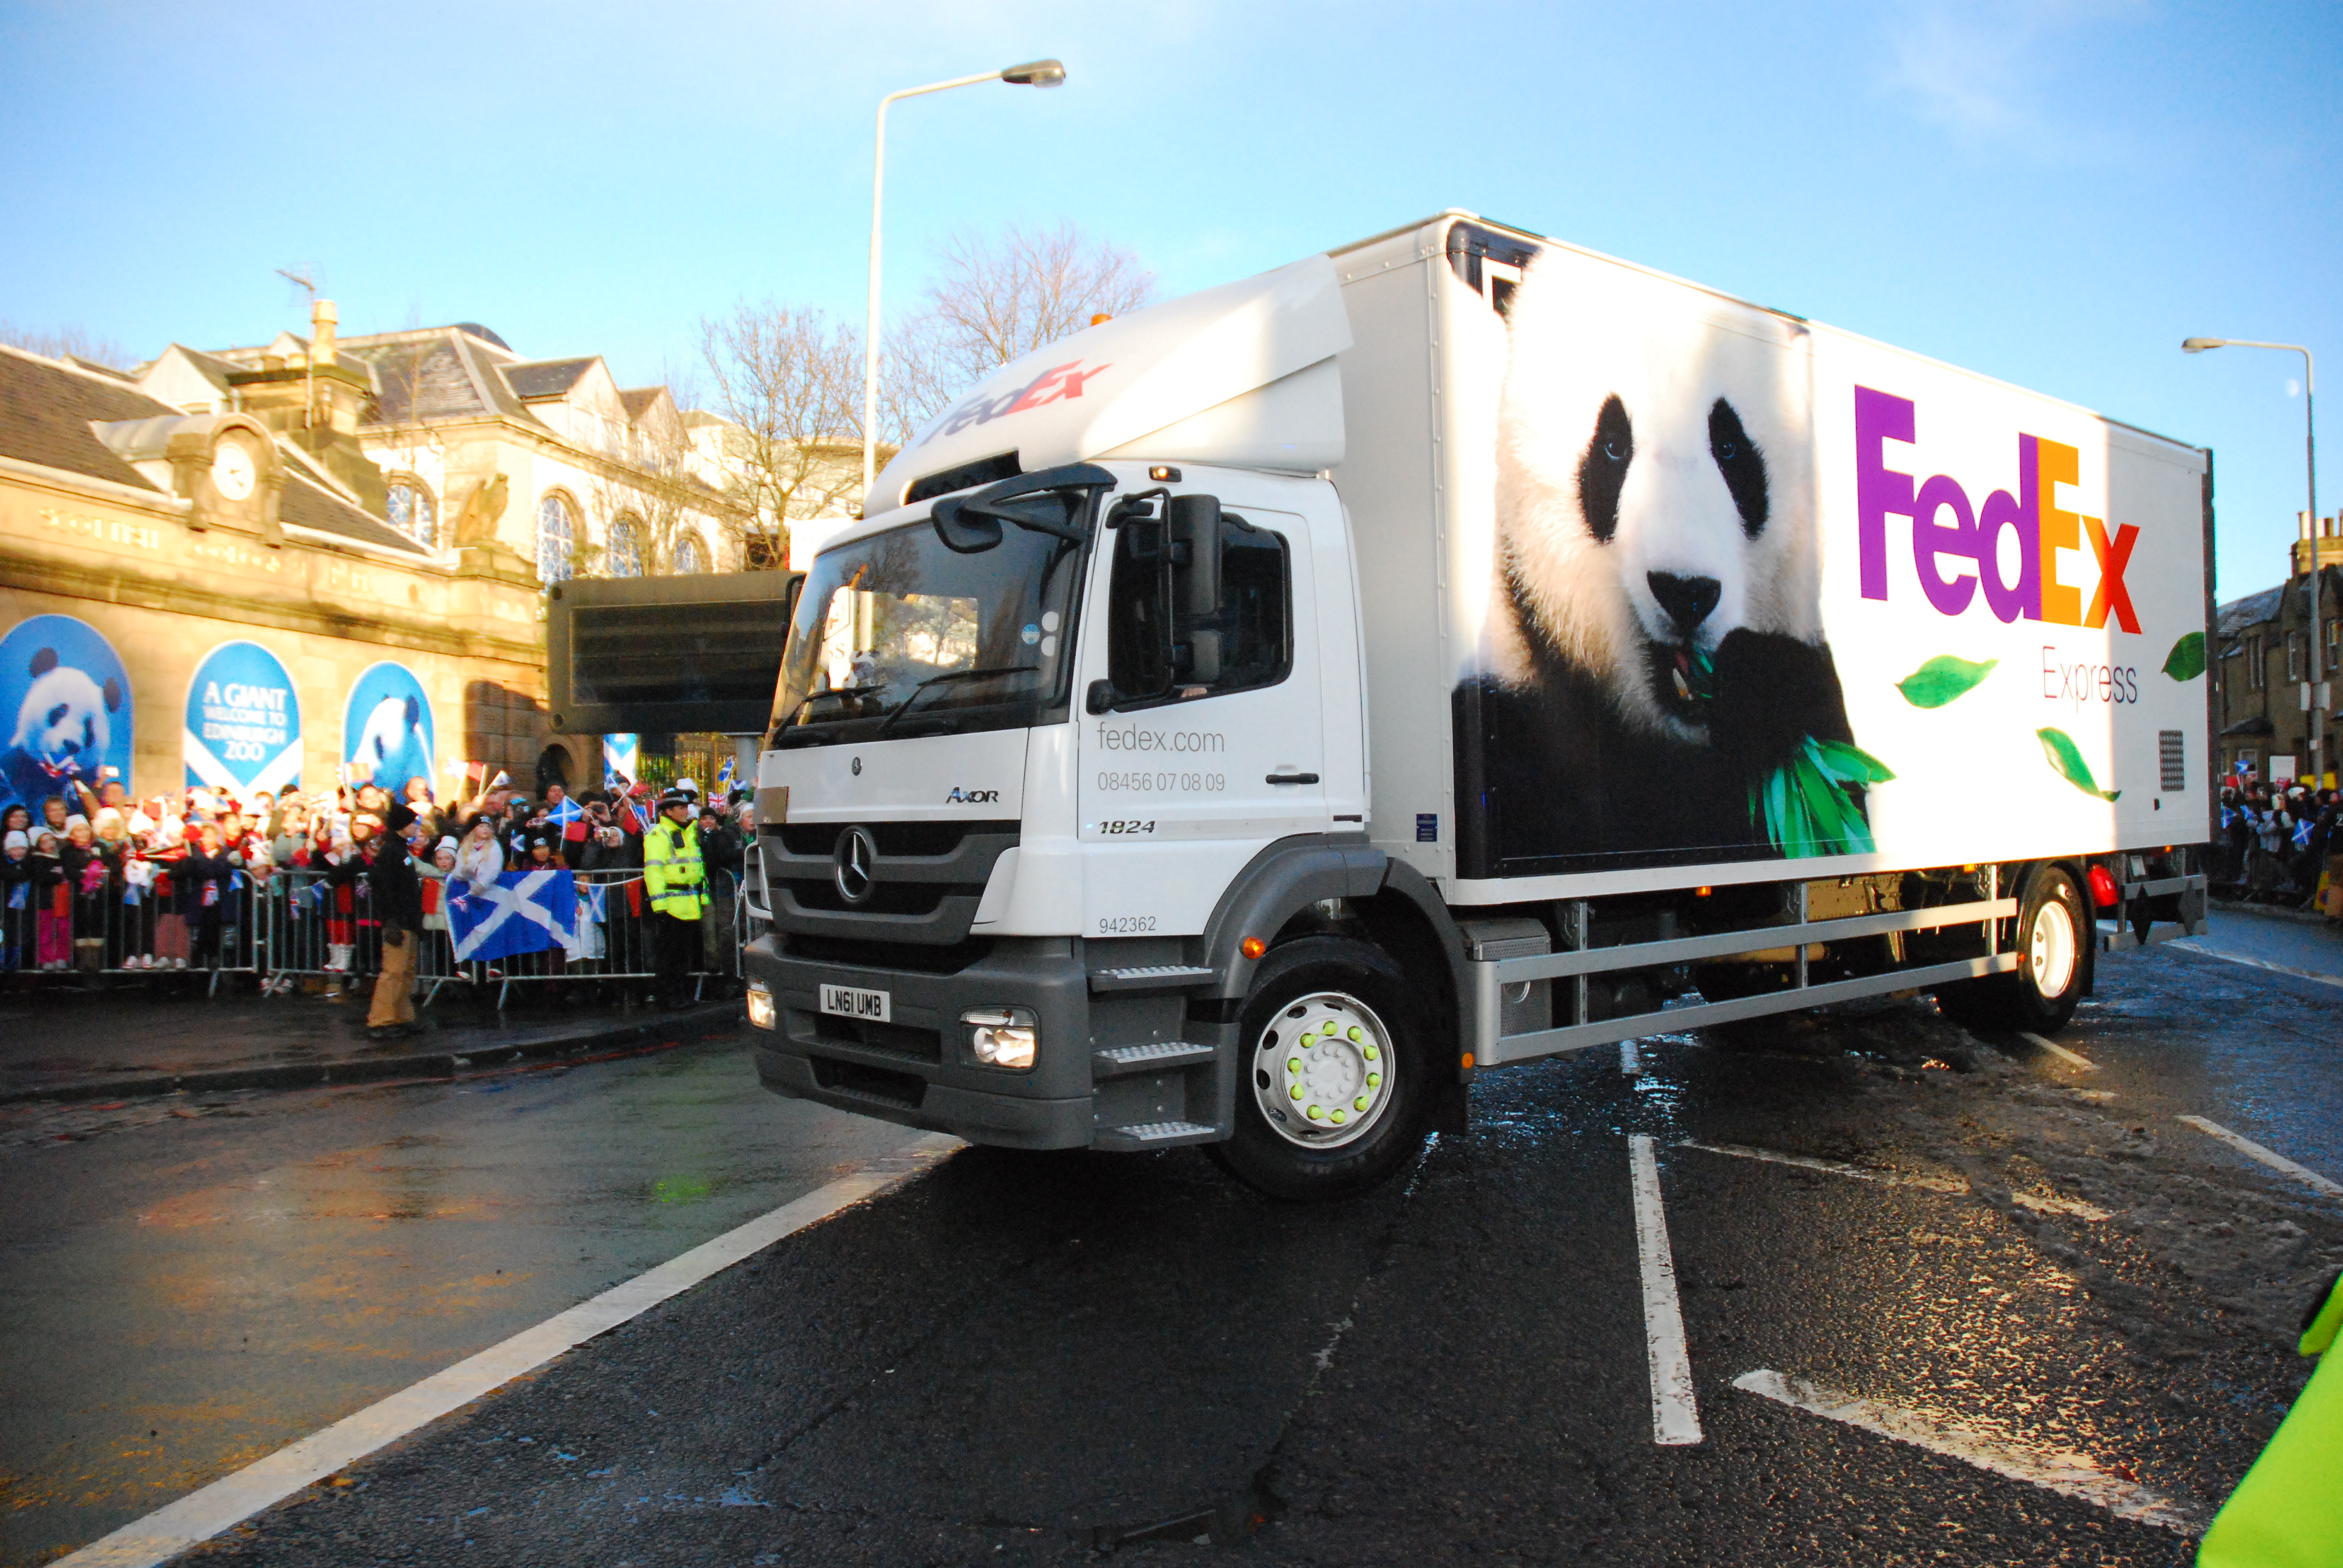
left=876, top=665, right=1040, bottom=736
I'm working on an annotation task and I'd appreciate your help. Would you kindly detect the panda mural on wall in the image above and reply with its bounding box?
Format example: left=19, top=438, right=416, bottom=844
left=1455, top=250, right=1886, bottom=877
left=0, top=615, right=134, bottom=816
left=342, top=662, right=436, bottom=797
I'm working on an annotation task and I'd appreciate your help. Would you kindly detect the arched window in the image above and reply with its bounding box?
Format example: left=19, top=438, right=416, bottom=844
left=672, top=531, right=706, bottom=575
left=385, top=476, right=437, bottom=547
left=606, top=515, right=643, bottom=578
left=536, top=491, right=576, bottom=583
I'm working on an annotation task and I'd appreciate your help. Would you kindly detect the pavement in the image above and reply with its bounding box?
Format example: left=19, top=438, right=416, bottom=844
left=0, top=982, right=745, bottom=1103
left=4, top=910, right=2338, bottom=1567
left=2180, top=903, right=2343, bottom=989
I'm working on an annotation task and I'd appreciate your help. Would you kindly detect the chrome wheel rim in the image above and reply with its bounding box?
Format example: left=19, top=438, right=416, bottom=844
left=2028, top=897, right=2077, bottom=998
left=1252, top=991, right=1395, bottom=1150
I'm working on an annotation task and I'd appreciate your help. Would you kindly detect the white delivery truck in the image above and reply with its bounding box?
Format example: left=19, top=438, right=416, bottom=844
left=742, top=212, right=2212, bottom=1198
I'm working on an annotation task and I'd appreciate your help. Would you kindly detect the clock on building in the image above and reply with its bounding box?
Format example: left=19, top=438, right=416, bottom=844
left=211, top=437, right=258, bottom=501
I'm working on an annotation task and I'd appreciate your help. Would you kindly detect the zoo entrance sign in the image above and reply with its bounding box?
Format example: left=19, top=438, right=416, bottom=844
left=185, top=641, right=303, bottom=795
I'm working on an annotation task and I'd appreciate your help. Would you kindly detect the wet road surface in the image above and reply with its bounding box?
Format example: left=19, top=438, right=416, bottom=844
left=0, top=1037, right=914, bottom=1567
left=10, top=939, right=2342, bottom=1566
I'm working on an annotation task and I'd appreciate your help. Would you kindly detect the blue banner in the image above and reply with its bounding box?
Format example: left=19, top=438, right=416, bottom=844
left=604, top=733, right=639, bottom=789
left=0, top=613, right=133, bottom=815
left=446, top=869, right=578, bottom=962
left=185, top=640, right=301, bottom=795
left=344, top=662, right=436, bottom=794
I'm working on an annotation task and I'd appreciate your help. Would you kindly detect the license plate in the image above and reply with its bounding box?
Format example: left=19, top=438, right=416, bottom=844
left=819, top=984, right=891, bottom=1022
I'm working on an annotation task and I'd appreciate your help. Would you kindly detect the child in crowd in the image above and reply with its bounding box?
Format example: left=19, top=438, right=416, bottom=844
left=31, top=829, right=68, bottom=971
left=1, top=829, right=30, bottom=971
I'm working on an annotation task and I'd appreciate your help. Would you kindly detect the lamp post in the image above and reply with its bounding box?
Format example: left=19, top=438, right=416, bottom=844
left=861, top=59, right=1067, bottom=512
left=2184, top=336, right=2324, bottom=783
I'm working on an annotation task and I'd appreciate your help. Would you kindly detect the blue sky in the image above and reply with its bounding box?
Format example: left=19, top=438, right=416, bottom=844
left=3, top=0, right=2336, bottom=597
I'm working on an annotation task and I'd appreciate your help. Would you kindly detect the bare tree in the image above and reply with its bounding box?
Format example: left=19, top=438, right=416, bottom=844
left=697, top=304, right=864, bottom=562
left=885, top=221, right=1157, bottom=437
left=1, top=319, right=133, bottom=368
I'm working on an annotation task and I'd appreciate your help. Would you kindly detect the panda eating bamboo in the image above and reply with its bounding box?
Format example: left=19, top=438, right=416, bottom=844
left=1457, top=252, right=1884, bottom=872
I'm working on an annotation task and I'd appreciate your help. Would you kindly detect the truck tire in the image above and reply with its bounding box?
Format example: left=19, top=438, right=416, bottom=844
left=1936, top=864, right=2091, bottom=1034
left=1211, top=936, right=1432, bottom=1201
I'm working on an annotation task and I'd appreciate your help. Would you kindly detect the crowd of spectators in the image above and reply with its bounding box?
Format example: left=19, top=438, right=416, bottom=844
left=2216, top=777, right=2343, bottom=915
left=0, top=771, right=755, bottom=982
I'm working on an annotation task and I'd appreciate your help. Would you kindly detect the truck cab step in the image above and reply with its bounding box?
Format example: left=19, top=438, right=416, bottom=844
left=1087, top=964, right=1219, bottom=995
left=1093, top=1040, right=1217, bottom=1077
left=1095, top=1120, right=1217, bottom=1150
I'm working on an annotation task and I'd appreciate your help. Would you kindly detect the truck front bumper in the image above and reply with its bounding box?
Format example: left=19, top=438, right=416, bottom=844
left=742, top=933, right=1227, bottom=1151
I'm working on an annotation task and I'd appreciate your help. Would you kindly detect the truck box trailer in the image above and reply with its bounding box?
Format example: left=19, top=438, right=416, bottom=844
left=741, top=211, right=2212, bottom=1198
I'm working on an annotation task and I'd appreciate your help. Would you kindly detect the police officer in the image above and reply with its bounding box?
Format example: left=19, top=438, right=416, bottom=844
left=641, top=786, right=707, bottom=1010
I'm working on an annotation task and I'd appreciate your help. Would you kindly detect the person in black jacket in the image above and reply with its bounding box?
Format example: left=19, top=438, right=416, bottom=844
left=367, top=803, right=426, bottom=1039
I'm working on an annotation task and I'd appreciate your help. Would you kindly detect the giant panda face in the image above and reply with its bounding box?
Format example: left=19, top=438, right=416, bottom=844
left=1493, top=255, right=1818, bottom=742
left=11, top=652, right=122, bottom=771
left=351, top=694, right=422, bottom=780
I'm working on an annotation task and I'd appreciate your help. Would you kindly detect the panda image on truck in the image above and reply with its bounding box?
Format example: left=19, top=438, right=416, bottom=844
left=1459, top=250, right=1874, bottom=875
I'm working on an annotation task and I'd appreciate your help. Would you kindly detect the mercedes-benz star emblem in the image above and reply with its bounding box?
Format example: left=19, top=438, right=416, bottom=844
left=833, top=826, right=877, bottom=904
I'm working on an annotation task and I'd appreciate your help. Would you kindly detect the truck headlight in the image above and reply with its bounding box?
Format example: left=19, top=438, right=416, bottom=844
left=746, top=980, right=776, bottom=1031
left=962, top=1006, right=1038, bottom=1070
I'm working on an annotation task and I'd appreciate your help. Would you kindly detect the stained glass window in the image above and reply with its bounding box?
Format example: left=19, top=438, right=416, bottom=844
left=385, top=477, right=437, bottom=547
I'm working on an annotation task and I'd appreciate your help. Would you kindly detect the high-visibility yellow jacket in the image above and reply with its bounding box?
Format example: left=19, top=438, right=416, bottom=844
left=641, top=818, right=707, bottom=920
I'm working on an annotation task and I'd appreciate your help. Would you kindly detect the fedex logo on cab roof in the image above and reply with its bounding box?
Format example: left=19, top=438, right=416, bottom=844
left=920, top=359, right=1113, bottom=446
left=1854, top=386, right=2139, bottom=633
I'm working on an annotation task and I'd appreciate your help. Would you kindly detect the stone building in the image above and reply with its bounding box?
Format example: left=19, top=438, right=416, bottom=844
left=0, top=341, right=550, bottom=811
left=0, top=298, right=803, bottom=813
left=2212, top=518, right=2343, bottom=786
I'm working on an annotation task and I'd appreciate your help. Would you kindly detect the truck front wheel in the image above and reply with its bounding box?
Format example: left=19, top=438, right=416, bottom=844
left=1212, top=936, right=1432, bottom=1201
left=1936, top=864, right=2091, bottom=1034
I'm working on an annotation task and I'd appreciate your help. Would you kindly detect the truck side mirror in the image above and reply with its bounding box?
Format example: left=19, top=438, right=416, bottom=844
left=1168, top=494, right=1222, bottom=616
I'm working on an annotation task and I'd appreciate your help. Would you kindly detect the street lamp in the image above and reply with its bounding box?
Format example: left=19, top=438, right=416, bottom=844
left=861, top=59, right=1067, bottom=510
left=2184, top=336, right=2324, bottom=783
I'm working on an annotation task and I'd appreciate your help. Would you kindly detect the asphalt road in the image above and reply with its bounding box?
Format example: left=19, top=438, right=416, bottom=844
left=0, top=1037, right=913, bottom=1568
left=6, top=923, right=2341, bottom=1567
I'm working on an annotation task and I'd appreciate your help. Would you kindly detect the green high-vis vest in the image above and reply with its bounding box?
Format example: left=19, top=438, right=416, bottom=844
left=2198, top=1272, right=2343, bottom=1567
left=641, top=819, right=708, bottom=920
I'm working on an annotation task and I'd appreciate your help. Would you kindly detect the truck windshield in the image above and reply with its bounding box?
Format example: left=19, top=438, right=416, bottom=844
left=768, top=506, right=1088, bottom=748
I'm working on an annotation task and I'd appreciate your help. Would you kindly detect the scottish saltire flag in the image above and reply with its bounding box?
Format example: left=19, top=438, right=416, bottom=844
left=545, top=797, right=583, bottom=828
left=572, top=880, right=608, bottom=959
left=448, top=870, right=578, bottom=962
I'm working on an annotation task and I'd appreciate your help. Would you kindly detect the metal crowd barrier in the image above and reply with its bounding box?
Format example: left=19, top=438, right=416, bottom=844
left=4, top=862, right=742, bottom=1010
left=4, top=868, right=262, bottom=995
left=260, top=866, right=742, bottom=1010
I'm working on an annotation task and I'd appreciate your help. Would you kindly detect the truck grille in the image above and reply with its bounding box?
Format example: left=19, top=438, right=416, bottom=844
left=761, top=820, right=1020, bottom=946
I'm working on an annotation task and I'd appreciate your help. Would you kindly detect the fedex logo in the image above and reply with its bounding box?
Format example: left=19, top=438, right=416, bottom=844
left=919, top=358, right=1113, bottom=447
left=1855, top=387, right=2138, bottom=633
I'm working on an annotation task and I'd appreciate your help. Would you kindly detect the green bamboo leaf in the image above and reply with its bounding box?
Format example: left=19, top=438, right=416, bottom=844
left=2036, top=727, right=2121, bottom=801
left=1810, top=737, right=1898, bottom=785
left=2161, top=631, right=2206, bottom=682
left=1896, top=655, right=1999, bottom=708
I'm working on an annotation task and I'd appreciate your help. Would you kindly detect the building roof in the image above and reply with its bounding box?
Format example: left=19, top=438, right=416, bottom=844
left=503, top=357, right=598, bottom=400
left=618, top=387, right=665, bottom=421
left=0, top=344, right=173, bottom=492
left=2217, top=585, right=2283, bottom=638
left=0, top=344, right=426, bottom=559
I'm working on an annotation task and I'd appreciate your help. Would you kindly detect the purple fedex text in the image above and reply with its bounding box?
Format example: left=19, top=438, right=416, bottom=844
left=1855, top=387, right=2138, bottom=632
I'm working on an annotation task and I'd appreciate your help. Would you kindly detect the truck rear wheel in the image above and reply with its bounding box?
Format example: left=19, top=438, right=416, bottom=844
left=1936, top=864, right=2091, bottom=1034
left=1211, top=936, right=1432, bottom=1202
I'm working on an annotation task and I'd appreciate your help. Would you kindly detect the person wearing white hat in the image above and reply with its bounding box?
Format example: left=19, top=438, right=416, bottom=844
left=1, top=829, right=30, bottom=972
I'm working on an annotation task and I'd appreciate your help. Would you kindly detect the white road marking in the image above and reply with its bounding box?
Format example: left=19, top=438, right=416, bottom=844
left=1678, top=1141, right=2109, bottom=1221
left=52, top=1134, right=964, bottom=1568
left=1619, top=1039, right=1643, bottom=1077
left=2168, top=939, right=2343, bottom=991
left=1628, top=1134, right=1703, bottom=1446
left=2177, top=1116, right=2343, bottom=1200
left=2018, top=1031, right=2099, bottom=1071
left=1734, top=1370, right=2192, bottom=1532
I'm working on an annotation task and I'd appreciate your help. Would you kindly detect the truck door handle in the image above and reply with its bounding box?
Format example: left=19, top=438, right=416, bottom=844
left=1265, top=773, right=1320, bottom=785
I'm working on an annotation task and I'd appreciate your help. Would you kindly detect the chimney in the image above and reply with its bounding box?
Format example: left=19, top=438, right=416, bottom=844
left=312, top=298, right=338, bottom=368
